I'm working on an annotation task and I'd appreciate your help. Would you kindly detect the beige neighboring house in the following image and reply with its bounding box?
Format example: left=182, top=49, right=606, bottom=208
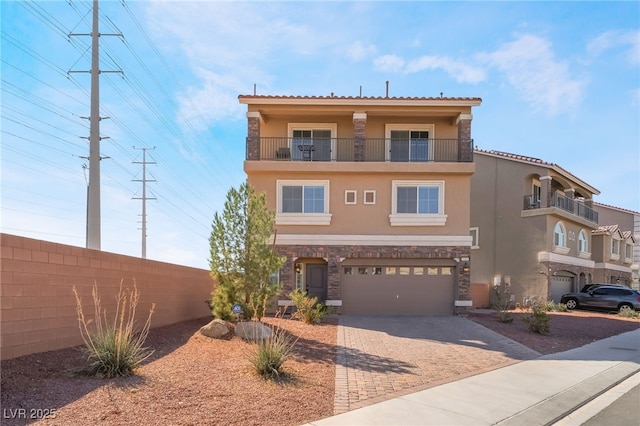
left=592, top=202, right=639, bottom=288
left=470, top=149, right=601, bottom=307
left=240, top=94, right=482, bottom=315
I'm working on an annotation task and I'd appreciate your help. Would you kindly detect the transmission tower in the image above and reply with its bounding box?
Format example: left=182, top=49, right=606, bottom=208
left=132, top=147, right=157, bottom=259
left=68, top=0, right=122, bottom=250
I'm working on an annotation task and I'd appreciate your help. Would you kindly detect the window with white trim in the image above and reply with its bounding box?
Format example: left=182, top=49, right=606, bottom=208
left=553, top=222, right=570, bottom=255
left=385, top=124, right=435, bottom=162
left=390, top=180, right=446, bottom=226
left=578, top=230, right=588, bottom=253
left=554, top=222, right=566, bottom=247
left=288, top=123, right=336, bottom=161
left=625, top=243, right=633, bottom=261
left=470, top=227, right=479, bottom=249
left=611, top=237, right=620, bottom=259
left=276, top=180, right=331, bottom=225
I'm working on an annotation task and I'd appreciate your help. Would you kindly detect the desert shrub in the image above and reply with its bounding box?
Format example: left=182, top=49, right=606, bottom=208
left=618, top=308, right=638, bottom=319
left=288, top=289, right=328, bottom=324
left=537, top=300, right=558, bottom=312
left=554, top=302, right=568, bottom=312
left=522, top=304, right=550, bottom=334
left=72, top=280, right=155, bottom=378
left=491, top=287, right=513, bottom=323
left=246, top=324, right=297, bottom=378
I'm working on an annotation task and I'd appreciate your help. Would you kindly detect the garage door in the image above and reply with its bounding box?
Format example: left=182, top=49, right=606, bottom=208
left=341, top=264, right=455, bottom=315
left=549, top=276, right=573, bottom=302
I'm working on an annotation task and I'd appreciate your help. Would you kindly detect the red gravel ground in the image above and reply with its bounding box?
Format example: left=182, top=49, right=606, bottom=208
left=1, top=309, right=638, bottom=425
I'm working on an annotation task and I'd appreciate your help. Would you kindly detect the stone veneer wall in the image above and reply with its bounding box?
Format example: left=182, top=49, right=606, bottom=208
left=0, top=234, right=214, bottom=360
left=275, top=244, right=471, bottom=311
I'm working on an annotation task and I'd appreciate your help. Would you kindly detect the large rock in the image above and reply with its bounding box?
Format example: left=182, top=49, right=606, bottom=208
left=234, top=321, right=272, bottom=342
left=199, top=319, right=232, bottom=339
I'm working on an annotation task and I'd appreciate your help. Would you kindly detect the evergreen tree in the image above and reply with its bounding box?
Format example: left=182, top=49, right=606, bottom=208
left=209, top=181, right=284, bottom=320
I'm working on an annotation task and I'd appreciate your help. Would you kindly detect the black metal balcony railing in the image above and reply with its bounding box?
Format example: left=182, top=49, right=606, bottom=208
left=249, top=137, right=474, bottom=162
left=523, top=194, right=598, bottom=223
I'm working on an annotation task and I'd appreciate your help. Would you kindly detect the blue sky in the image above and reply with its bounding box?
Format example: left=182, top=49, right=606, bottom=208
left=2, top=1, right=639, bottom=270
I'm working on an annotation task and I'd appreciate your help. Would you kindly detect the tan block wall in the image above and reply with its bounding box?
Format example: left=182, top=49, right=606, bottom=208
left=0, top=234, right=214, bottom=360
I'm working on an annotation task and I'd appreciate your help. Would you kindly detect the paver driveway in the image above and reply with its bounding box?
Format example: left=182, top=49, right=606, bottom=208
left=334, top=315, right=541, bottom=414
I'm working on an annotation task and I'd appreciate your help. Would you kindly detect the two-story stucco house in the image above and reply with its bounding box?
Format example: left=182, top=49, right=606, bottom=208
left=240, top=94, right=482, bottom=315
left=470, top=149, right=602, bottom=307
left=592, top=204, right=640, bottom=289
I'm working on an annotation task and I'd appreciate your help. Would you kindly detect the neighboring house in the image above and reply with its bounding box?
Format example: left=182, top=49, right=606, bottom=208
left=240, top=94, right=482, bottom=315
left=591, top=224, right=637, bottom=287
left=592, top=203, right=639, bottom=289
left=470, top=149, right=601, bottom=307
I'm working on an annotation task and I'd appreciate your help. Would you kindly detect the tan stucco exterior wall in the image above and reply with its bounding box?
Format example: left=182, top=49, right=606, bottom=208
left=248, top=169, right=472, bottom=236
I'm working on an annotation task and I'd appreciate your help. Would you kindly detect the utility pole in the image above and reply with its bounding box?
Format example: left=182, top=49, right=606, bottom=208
left=132, top=147, right=156, bottom=259
left=68, top=0, right=122, bottom=250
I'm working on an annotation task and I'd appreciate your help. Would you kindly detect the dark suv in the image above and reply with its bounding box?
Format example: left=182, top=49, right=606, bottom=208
left=561, top=285, right=640, bottom=313
left=579, top=283, right=627, bottom=293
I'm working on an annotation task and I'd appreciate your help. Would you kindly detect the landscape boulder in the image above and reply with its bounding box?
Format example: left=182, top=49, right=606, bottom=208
left=234, top=321, right=272, bottom=342
left=199, top=319, right=232, bottom=339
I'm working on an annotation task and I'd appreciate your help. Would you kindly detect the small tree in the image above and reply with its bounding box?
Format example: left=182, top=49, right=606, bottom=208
left=209, top=181, right=285, bottom=321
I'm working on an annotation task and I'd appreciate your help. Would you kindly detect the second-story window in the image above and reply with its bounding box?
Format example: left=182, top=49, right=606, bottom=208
left=283, top=185, right=324, bottom=213
left=578, top=230, right=588, bottom=253
left=611, top=238, right=620, bottom=258
left=276, top=180, right=331, bottom=225
left=389, top=180, right=446, bottom=226
left=625, top=243, right=633, bottom=261
left=554, top=222, right=566, bottom=247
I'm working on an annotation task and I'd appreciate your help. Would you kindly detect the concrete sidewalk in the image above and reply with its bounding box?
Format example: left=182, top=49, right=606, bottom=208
left=303, top=329, right=640, bottom=426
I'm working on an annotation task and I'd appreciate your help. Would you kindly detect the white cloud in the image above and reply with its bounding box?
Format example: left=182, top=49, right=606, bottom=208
left=176, top=68, right=245, bottom=131
left=405, top=56, right=486, bottom=84
left=346, top=41, right=377, bottom=62
left=478, top=34, right=585, bottom=115
left=373, top=54, right=405, bottom=73
left=587, top=30, right=640, bottom=64
left=144, top=2, right=311, bottom=123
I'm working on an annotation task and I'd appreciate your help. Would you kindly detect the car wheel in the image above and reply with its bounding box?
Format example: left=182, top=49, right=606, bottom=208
left=565, top=298, right=578, bottom=310
left=618, top=303, right=634, bottom=313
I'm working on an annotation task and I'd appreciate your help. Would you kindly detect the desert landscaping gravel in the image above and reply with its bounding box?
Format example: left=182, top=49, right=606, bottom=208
left=1, top=310, right=638, bottom=425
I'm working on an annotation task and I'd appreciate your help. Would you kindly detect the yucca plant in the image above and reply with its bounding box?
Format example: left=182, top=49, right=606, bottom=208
left=72, top=280, right=155, bottom=378
left=246, top=323, right=297, bottom=378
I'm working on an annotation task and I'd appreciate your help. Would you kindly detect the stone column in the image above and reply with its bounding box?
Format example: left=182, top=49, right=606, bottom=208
left=353, top=112, right=367, bottom=162
left=540, top=176, right=552, bottom=208
left=246, top=111, right=261, bottom=160
left=456, top=113, right=473, bottom=161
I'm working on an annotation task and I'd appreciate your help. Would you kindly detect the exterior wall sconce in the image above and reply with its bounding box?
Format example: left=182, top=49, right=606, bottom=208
left=462, top=262, right=470, bottom=273
left=295, top=264, right=301, bottom=274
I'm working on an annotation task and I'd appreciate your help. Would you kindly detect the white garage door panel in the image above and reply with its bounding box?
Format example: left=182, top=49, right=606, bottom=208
left=550, top=276, right=573, bottom=303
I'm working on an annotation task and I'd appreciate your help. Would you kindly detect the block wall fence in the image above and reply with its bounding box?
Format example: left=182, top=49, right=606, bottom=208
left=0, top=233, right=215, bottom=360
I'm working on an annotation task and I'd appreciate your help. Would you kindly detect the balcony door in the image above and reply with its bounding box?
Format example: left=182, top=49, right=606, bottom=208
left=291, top=129, right=332, bottom=161
left=385, top=124, right=435, bottom=162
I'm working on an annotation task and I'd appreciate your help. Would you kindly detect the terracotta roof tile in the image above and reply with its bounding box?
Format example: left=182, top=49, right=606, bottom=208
left=474, top=148, right=558, bottom=167
left=592, top=224, right=620, bottom=234
left=238, top=94, right=482, bottom=101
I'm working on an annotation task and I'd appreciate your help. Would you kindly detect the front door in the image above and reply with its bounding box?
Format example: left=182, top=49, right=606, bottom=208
left=306, top=264, right=328, bottom=301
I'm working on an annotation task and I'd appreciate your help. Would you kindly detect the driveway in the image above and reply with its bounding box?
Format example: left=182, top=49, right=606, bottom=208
left=334, top=315, right=542, bottom=414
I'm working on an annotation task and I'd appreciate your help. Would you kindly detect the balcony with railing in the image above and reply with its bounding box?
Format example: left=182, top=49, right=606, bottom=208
left=247, top=137, right=474, bottom=162
left=523, top=193, right=598, bottom=223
